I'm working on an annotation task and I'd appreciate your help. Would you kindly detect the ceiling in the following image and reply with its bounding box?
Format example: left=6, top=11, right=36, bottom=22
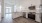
left=4, top=0, right=14, bottom=5
left=4, top=0, right=25, bottom=6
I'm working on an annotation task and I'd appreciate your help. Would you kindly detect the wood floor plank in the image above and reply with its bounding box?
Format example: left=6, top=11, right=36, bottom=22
left=14, top=17, right=38, bottom=23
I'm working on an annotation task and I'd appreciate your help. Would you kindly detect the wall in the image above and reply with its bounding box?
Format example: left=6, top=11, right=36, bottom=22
left=0, top=14, right=1, bottom=21
left=0, top=2, right=1, bottom=21
left=1, top=0, right=4, bottom=18
left=0, top=4, right=1, bottom=21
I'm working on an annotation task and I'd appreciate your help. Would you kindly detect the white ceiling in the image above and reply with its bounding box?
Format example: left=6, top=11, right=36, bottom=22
left=4, top=0, right=40, bottom=7
left=4, top=0, right=14, bottom=5
left=4, top=0, right=25, bottom=5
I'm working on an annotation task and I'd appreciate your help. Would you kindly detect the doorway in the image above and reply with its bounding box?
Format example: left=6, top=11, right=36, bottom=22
left=5, top=7, right=12, bottom=18
left=2, top=7, right=13, bottom=23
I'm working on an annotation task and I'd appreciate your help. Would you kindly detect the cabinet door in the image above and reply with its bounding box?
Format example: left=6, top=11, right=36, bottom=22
left=35, top=13, right=41, bottom=22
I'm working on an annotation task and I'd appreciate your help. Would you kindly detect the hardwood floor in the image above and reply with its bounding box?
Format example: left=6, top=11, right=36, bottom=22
left=1, top=15, right=13, bottom=23
left=1, top=15, right=39, bottom=23
left=13, top=17, right=39, bottom=23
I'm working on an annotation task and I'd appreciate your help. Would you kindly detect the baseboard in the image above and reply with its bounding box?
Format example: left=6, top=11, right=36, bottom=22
left=34, top=20, right=40, bottom=23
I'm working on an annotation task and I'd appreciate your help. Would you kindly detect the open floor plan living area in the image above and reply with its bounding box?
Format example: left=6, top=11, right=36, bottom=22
left=0, top=0, right=42, bottom=23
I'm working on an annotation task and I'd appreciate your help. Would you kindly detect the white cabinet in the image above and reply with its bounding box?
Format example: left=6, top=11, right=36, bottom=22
left=35, top=13, right=41, bottom=22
